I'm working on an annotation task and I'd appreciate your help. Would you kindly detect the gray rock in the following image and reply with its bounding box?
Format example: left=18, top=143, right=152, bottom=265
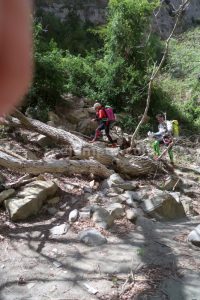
left=78, top=228, right=107, bottom=246
left=168, top=192, right=181, bottom=203
left=107, top=203, right=124, bottom=219
left=26, top=150, right=38, bottom=160
left=105, top=174, right=138, bottom=191
left=91, top=206, right=114, bottom=229
left=69, top=209, right=79, bottom=223
left=142, top=190, right=186, bottom=220
left=5, top=180, right=58, bottom=221
left=119, top=191, right=142, bottom=207
left=0, top=173, right=6, bottom=183
left=50, top=224, right=69, bottom=236
left=126, top=208, right=139, bottom=222
left=83, top=192, right=92, bottom=200
left=180, top=195, right=197, bottom=216
left=107, top=192, right=120, bottom=198
left=79, top=206, right=91, bottom=220
left=47, top=207, right=57, bottom=215
left=47, top=196, right=60, bottom=205
left=125, top=191, right=142, bottom=201
left=83, top=186, right=92, bottom=193
left=188, top=225, right=200, bottom=247
left=0, top=189, right=15, bottom=205
left=29, top=133, right=53, bottom=147
left=79, top=211, right=90, bottom=220
left=107, top=173, right=124, bottom=188
left=164, top=175, right=182, bottom=191
left=116, top=181, right=138, bottom=191
left=86, top=194, right=102, bottom=204
left=106, top=186, right=124, bottom=197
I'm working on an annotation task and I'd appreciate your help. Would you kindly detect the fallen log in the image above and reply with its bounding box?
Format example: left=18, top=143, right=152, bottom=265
left=0, top=151, right=113, bottom=178
left=4, top=111, right=163, bottom=177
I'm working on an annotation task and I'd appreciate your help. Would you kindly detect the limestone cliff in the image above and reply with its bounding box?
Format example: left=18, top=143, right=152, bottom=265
left=36, top=0, right=200, bottom=37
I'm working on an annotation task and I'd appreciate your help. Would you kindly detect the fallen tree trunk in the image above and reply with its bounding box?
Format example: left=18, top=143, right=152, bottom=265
left=4, top=111, right=163, bottom=177
left=0, top=151, right=114, bottom=178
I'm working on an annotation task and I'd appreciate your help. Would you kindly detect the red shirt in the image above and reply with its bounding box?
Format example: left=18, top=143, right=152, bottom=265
left=97, top=108, right=107, bottom=120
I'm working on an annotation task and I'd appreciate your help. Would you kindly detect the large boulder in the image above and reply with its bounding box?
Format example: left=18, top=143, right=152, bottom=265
left=142, top=190, right=186, bottom=220
left=5, top=180, right=58, bottom=221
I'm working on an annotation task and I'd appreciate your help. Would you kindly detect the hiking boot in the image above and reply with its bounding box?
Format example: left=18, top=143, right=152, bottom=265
left=107, top=143, right=118, bottom=148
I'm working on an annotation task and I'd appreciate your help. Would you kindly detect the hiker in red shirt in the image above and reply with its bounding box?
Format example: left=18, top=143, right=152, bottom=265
left=90, top=102, right=116, bottom=146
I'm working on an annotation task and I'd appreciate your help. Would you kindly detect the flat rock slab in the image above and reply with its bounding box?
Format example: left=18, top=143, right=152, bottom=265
left=5, top=180, right=58, bottom=221
left=50, top=224, right=69, bottom=235
left=78, top=228, right=107, bottom=246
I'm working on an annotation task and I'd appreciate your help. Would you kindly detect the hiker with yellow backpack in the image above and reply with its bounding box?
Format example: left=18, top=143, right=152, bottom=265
left=148, top=113, right=179, bottom=165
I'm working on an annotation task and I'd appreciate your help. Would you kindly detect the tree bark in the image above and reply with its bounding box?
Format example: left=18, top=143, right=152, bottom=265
left=0, top=151, right=114, bottom=178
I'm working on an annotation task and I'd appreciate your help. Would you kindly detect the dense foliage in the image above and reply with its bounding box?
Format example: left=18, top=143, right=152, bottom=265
left=27, top=0, right=200, bottom=133
left=158, top=28, right=200, bottom=132
left=36, top=9, right=102, bottom=55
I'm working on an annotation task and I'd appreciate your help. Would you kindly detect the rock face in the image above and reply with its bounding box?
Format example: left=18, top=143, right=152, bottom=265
left=36, top=0, right=200, bottom=38
left=49, top=95, right=96, bottom=135
left=36, top=0, right=108, bottom=25
left=5, top=181, right=58, bottom=221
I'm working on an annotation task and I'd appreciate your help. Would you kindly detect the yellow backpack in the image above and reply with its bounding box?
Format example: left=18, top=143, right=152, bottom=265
left=171, top=120, right=179, bottom=137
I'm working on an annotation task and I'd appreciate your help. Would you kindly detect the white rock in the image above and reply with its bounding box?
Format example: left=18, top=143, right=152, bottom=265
left=188, top=225, right=200, bottom=247
left=50, top=224, right=69, bottom=236
left=69, top=209, right=79, bottom=223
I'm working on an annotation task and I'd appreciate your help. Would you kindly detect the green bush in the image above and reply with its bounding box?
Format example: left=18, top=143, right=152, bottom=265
left=157, top=28, right=200, bottom=133
left=26, top=23, right=67, bottom=121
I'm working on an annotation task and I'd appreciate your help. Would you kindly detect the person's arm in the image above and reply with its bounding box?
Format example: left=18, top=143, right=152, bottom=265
left=0, top=0, right=33, bottom=116
left=153, top=124, right=166, bottom=136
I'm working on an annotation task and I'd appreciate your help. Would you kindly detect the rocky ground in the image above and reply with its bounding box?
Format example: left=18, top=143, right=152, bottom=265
left=0, top=122, right=200, bottom=299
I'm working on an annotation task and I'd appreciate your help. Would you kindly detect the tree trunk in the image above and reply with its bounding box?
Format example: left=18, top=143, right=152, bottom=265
left=0, top=151, right=113, bottom=178
left=5, top=111, right=163, bottom=177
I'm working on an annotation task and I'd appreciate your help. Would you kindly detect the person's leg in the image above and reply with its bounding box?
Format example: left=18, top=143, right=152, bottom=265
left=105, top=122, right=114, bottom=144
left=91, top=123, right=105, bottom=142
left=153, top=140, right=161, bottom=156
left=168, top=146, right=174, bottom=163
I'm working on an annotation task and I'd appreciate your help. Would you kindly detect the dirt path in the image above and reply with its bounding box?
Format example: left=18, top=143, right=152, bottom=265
left=0, top=207, right=200, bottom=300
